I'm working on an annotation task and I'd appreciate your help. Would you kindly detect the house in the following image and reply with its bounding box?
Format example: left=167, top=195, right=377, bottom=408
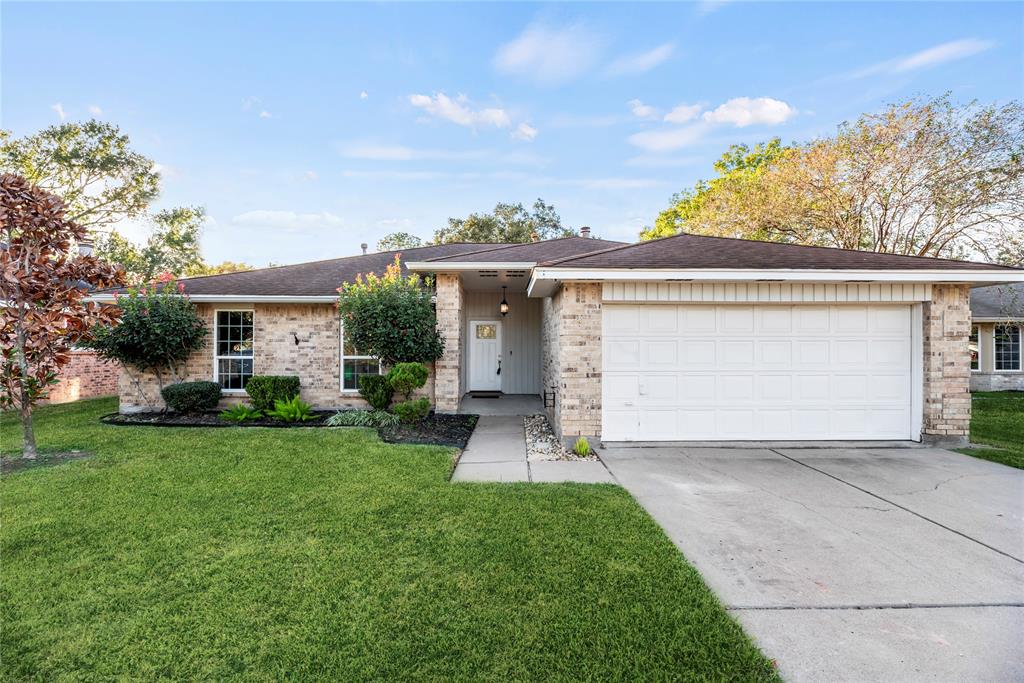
left=94, top=232, right=1024, bottom=446
left=969, top=283, right=1024, bottom=391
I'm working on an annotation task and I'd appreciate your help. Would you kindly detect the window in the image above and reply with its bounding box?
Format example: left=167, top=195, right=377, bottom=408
left=215, top=310, right=254, bottom=390
left=994, top=324, right=1022, bottom=371
left=969, top=325, right=980, bottom=371
left=340, top=322, right=381, bottom=391
left=475, top=323, right=497, bottom=339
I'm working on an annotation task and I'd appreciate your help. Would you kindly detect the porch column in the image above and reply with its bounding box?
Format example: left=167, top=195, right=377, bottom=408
left=434, top=273, right=463, bottom=413
left=921, top=284, right=971, bottom=444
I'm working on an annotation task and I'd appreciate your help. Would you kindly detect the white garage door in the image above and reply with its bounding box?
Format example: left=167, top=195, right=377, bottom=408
left=602, top=304, right=914, bottom=441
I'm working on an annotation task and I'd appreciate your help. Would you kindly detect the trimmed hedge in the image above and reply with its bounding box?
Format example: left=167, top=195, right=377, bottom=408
left=392, top=397, right=431, bottom=424
left=245, top=375, right=300, bottom=412
left=358, top=375, right=393, bottom=411
left=161, top=381, right=222, bottom=413
left=387, top=362, right=429, bottom=400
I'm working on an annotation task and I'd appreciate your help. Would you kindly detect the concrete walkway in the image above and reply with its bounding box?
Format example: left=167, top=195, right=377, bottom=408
left=451, top=415, right=614, bottom=483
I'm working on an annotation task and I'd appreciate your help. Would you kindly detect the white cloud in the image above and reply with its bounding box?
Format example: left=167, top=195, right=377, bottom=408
left=408, top=92, right=511, bottom=129
left=664, top=102, right=704, bottom=124
left=696, top=0, right=734, bottom=16
left=51, top=103, right=67, bottom=121
left=151, top=162, right=180, bottom=179
left=606, top=43, right=675, bottom=77
left=494, top=21, right=604, bottom=85
left=259, top=110, right=273, bottom=119
left=360, top=91, right=369, bottom=100
left=339, top=143, right=487, bottom=161
left=701, top=97, right=796, bottom=127
left=628, top=122, right=713, bottom=152
left=625, top=155, right=700, bottom=168
left=241, top=96, right=261, bottom=111
left=628, top=99, right=659, bottom=119
left=849, top=38, right=995, bottom=79
left=231, top=210, right=344, bottom=233
left=512, top=122, right=538, bottom=141
left=88, top=104, right=103, bottom=116
left=304, top=170, right=318, bottom=181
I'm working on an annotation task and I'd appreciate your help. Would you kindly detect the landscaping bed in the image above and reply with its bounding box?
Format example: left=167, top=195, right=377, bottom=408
left=379, top=413, right=478, bottom=449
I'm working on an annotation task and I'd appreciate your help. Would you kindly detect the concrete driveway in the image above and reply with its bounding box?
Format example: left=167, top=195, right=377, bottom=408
left=600, top=445, right=1024, bottom=682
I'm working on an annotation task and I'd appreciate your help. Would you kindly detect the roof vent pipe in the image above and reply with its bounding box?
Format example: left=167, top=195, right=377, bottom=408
left=361, top=243, right=368, bottom=255
left=579, top=226, right=591, bottom=238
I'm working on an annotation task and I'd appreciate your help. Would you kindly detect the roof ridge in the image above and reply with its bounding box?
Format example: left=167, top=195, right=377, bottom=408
left=540, top=233, right=680, bottom=266
left=421, top=235, right=627, bottom=263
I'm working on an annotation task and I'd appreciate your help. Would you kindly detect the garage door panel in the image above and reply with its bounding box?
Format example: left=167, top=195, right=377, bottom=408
left=603, top=303, right=914, bottom=441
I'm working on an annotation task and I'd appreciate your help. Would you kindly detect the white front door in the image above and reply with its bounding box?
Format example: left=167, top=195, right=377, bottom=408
left=469, top=320, right=502, bottom=391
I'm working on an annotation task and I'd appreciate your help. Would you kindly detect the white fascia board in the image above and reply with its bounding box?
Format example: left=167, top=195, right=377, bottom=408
left=405, top=261, right=536, bottom=272
left=972, top=316, right=1024, bottom=323
left=89, top=294, right=337, bottom=304
left=530, top=267, right=1024, bottom=284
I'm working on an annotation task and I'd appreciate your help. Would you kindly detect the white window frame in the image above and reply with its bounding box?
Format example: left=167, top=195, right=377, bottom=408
left=213, top=308, right=255, bottom=393
left=993, top=323, right=1023, bottom=372
left=339, top=319, right=382, bottom=393
left=969, top=324, right=981, bottom=372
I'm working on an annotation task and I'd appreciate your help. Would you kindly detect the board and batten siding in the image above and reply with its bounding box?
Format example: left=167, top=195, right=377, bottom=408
left=602, top=281, right=933, bottom=304
left=460, top=290, right=542, bottom=395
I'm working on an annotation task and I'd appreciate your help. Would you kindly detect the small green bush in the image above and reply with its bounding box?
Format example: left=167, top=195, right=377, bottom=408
left=573, top=436, right=592, bottom=457
left=245, top=375, right=300, bottom=412
left=161, top=381, right=221, bottom=413
left=219, top=404, right=263, bottom=422
left=392, top=397, right=431, bottom=424
left=387, top=362, right=429, bottom=400
left=326, top=410, right=400, bottom=428
left=266, top=395, right=316, bottom=423
left=358, top=375, right=393, bottom=411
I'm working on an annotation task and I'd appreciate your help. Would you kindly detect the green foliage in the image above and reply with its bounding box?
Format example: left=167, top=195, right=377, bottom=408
left=326, top=409, right=400, bottom=428
left=387, top=362, right=429, bottom=400
left=161, top=381, right=221, bottom=414
left=573, top=437, right=592, bottom=457
left=265, top=395, right=315, bottom=423
left=357, top=374, right=393, bottom=411
left=244, top=375, right=300, bottom=413
left=219, top=404, right=263, bottom=422
left=94, top=206, right=206, bottom=283
left=433, top=198, right=573, bottom=244
left=377, top=232, right=423, bottom=251
left=338, top=256, right=444, bottom=365
left=392, top=398, right=431, bottom=424
left=85, top=277, right=208, bottom=387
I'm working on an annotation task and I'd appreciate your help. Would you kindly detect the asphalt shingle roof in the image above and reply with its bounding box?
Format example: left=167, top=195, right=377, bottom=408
left=423, top=236, right=626, bottom=263
left=971, top=283, right=1024, bottom=319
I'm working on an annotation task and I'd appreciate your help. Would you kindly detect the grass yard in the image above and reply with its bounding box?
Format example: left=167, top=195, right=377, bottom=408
left=957, top=391, right=1024, bottom=469
left=1, top=398, right=778, bottom=682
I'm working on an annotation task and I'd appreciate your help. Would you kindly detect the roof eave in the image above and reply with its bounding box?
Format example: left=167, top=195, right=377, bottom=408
left=405, top=261, right=537, bottom=272
left=89, top=294, right=338, bottom=304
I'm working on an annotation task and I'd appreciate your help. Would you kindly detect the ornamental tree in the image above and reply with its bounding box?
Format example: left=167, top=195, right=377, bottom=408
left=0, top=173, right=125, bottom=459
left=85, top=273, right=208, bottom=405
left=336, top=256, right=443, bottom=366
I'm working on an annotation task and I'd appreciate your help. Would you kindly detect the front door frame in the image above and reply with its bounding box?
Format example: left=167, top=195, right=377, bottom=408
left=468, top=319, right=503, bottom=392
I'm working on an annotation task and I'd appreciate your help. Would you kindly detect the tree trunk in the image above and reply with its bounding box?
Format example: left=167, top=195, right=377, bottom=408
left=20, top=403, right=38, bottom=460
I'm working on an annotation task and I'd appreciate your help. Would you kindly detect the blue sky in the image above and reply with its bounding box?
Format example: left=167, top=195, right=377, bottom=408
left=4, top=1, right=1022, bottom=266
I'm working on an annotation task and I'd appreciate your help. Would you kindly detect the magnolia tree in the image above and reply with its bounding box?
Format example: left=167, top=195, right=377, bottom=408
left=0, top=173, right=125, bottom=459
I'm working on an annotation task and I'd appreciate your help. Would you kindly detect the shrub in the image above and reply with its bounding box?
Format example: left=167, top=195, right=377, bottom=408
left=219, top=404, right=263, bottom=422
left=358, top=375, right=393, bottom=411
left=392, top=397, right=431, bottom=424
left=245, top=375, right=300, bottom=412
left=337, top=255, right=444, bottom=365
left=265, top=395, right=316, bottom=423
left=161, top=381, right=222, bottom=413
left=326, top=410, right=400, bottom=428
left=573, top=437, right=592, bottom=457
left=387, top=362, right=429, bottom=400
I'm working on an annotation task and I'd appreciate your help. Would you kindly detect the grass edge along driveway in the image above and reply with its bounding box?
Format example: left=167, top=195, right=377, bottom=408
left=1, top=398, right=779, bottom=682
left=957, top=391, right=1024, bottom=470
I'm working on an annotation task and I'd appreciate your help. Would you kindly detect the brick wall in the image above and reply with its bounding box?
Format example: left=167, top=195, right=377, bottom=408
left=41, top=350, right=119, bottom=404
left=118, top=303, right=434, bottom=413
left=541, top=282, right=602, bottom=441
left=922, top=284, right=972, bottom=442
left=434, top=274, right=463, bottom=413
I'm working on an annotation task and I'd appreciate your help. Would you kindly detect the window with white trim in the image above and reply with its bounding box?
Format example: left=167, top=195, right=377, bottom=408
left=340, top=322, right=381, bottom=391
left=969, top=325, right=980, bottom=371
left=215, top=310, right=254, bottom=390
left=994, top=324, right=1021, bottom=371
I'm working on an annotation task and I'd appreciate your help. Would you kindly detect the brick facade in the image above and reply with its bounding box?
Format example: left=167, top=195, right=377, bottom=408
left=922, top=284, right=972, bottom=443
left=118, top=303, right=433, bottom=413
left=41, top=350, right=119, bottom=404
left=541, top=282, right=602, bottom=442
left=434, top=273, right=463, bottom=413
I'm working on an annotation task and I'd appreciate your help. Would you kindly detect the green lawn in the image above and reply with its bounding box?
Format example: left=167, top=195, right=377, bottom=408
left=1, top=398, right=778, bottom=682
left=957, top=391, right=1024, bottom=469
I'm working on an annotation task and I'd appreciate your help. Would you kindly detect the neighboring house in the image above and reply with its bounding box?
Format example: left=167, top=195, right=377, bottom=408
left=41, top=349, right=119, bottom=404
left=93, top=233, right=1024, bottom=446
left=969, top=283, right=1024, bottom=391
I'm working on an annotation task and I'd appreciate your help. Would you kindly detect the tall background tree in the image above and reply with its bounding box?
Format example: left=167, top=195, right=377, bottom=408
left=377, top=231, right=423, bottom=251
left=94, top=206, right=206, bottom=282
left=645, top=96, right=1024, bottom=264
left=0, top=174, right=125, bottom=459
left=433, top=198, right=573, bottom=244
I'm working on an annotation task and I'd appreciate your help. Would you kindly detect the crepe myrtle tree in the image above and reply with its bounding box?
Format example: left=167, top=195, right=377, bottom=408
left=0, top=173, right=126, bottom=459
left=336, top=255, right=444, bottom=366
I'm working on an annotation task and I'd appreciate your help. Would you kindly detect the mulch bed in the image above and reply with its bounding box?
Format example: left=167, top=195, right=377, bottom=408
left=100, top=411, right=480, bottom=449
left=2, top=451, right=94, bottom=475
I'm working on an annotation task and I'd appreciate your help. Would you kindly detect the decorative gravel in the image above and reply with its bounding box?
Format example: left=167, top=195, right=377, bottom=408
left=524, top=414, right=598, bottom=462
